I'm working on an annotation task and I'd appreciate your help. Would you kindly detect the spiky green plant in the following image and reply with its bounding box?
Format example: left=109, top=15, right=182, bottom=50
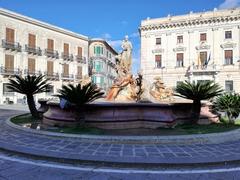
left=56, top=82, right=104, bottom=107
left=212, top=93, right=240, bottom=124
left=175, top=80, right=223, bottom=123
left=6, top=75, right=50, bottom=118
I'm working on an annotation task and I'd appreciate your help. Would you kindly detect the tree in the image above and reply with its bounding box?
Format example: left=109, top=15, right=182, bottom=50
left=175, top=80, right=223, bottom=123
left=212, top=93, right=240, bottom=124
left=56, top=82, right=104, bottom=124
left=7, top=75, right=50, bottom=118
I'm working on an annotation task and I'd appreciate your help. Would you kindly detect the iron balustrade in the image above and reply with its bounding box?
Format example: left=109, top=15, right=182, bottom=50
left=25, top=45, right=42, bottom=56
left=0, top=66, right=21, bottom=75
left=45, top=49, right=59, bottom=59
left=2, top=40, right=21, bottom=52
left=62, top=53, right=74, bottom=61
left=76, top=55, right=86, bottom=64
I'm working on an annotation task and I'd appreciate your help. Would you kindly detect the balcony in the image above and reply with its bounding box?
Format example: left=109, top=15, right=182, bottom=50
left=2, top=40, right=21, bottom=52
left=25, top=45, right=42, bottom=56
left=0, top=66, right=21, bottom=76
left=76, top=55, right=86, bottom=64
left=61, top=74, right=74, bottom=81
left=45, top=72, right=59, bottom=80
left=75, top=74, right=82, bottom=80
left=188, top=64, right=219, bottom=76
left=45, top=49, right=59, bottom=59
left=62, top=53, right=74, bottom=61
left=107, top=74, right=116, bottom=80
left=107, top=60, right=115, bottom=68
left=24, top=69, right=41, bottom=75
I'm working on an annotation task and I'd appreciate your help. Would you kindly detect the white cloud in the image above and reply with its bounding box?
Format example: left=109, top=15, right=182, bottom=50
left=101, top=33, right=111, bottom=40
left=219, top=0, right=240, bottom=9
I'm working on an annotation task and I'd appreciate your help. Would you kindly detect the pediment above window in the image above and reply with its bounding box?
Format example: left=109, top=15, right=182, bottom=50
left=152, top=48, right=164, bottom=53
left=195, top=42, right=210, bottom=50
left=220, top=42, right=237, bottom=49
left=173, top=46, right=186, bottom=52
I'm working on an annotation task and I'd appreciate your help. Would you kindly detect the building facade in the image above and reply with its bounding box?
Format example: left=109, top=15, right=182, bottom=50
left=140, top=8, right=240, bottom=92
left=89, top=39, right=117, bottom=92
left=0, top=8, right=89, bottom=104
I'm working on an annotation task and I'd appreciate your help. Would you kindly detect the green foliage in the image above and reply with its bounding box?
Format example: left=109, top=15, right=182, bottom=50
left=174, top=80, right=223, bottom=101
left=212, top=93, right=240, bottom=124
left=6, top=74, right=50, bottom=95
left=56, top=82, right=104, bottom=107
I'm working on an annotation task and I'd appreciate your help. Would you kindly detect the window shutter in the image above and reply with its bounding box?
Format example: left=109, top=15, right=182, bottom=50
left=155, top=55, right=161, bottom=61
left=77, top=66, right=82, bottom=79
left=225, top=50, right=233, bottom=59
left=48, top=39, right=54, bottom=50
left=200, top=33, right=207, bottom=41
left=177, top=53, right=183, bottom=61
left=64, top=43, right=69, bottom=55
left=47, top=61, right=53, bottom=74
left=5, top=55, right=14, bottom=70
left=63, top=64, right=69, bottom=75
left=6, top=28, right=14, bottom=43
left=78, top=47, right=82, bottom=57
left=28, top=34, right=36, bottom=48
left=28, top=58, right=35, bottom=73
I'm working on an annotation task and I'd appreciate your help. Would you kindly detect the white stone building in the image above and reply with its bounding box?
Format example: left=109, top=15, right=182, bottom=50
left=140, top=8, right=240, bottom=92
left=0, top=8, right=89, bottom=104
left=89, top=39, right=118, bottom=92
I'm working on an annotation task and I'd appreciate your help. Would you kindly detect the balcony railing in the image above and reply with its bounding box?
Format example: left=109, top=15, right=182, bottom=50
left=24, top=69, right=41, bottom=75
left=0, top=66, right=21, bottom=75
left=107, top=60, right=115, bottom=68
left=2, top=40, right=21, bottom=52
left=62, top=53, right=74, bottom=61
left=25, top=45, right=42, bottom=56
left=75, top=74, right=82, bottom=80
left=61, top=74, right=74, bottom=80
left=76, top=55, right=86, bottom=64
left=45, top=49, right=59, bottom=59
left=45, top=72, right=59, bottom=80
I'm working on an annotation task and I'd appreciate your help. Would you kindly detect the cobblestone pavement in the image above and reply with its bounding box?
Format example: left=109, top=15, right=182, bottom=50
left=0, top=109, right=240, bottom=179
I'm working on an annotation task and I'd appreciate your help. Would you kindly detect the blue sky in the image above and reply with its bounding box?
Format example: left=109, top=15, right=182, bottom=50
left=0, top=0, right=239, bottom=73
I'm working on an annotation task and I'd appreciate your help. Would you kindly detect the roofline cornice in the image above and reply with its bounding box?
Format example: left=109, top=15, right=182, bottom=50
left=0, top=8, right=89, bottom=41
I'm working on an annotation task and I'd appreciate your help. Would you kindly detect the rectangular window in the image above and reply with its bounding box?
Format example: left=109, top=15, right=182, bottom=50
left=155, top=55, right=162, bottom=68
left=28, top=58, right=35, bottom=73
left=225, top=31, right=232, bottom=39
left=95, top=61, right=102, bottom=72
left=77, top=66, right=82, bottom=79
left=6, top=28, right=14, bottom=43
left=177, top=36, right=183, bottom=44
left=92, top=76, right=96, bottom=83
left=100, top=77, right=104, bottom=85
left=156, top=38, right=161, bottom=45
left=28, top=34, right=36, bottom=48
left=176, top=53, right=184, bottom=67
left=47, top=61, right=53, bottom=75
left=225, top=80, right=233, bottom=92
left=95, top=46, right=101, bottom=55
left=200, top=33, right=207, bottom=41
left=63, top=64, right=69, bottom=76
left=5, top=54, right=14, bottom=72
left=63, top=43, right=69, bottom=55
left=224, top=50, right=233, bottom=65
left=200, top=52, right=207, bottom=67
left=47, top=39, right=54, bottom=51
left=78, top=47, right=82, bottom=57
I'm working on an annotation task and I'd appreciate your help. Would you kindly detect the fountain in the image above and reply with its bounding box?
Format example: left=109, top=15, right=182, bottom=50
left=43, top=36, right=194, bottom=129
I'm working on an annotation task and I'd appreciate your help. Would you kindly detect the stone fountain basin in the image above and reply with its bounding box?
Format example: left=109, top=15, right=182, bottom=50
left=43, top=101, right=194, bottom=129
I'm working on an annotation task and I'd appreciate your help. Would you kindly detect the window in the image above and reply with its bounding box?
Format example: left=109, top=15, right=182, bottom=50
left=177, top=36, right=183, bottom=44
left=224, top=50, right=233, bottom=65
left=28, top=34, right=36, bottom=48
left=77, top=66, right=82, bottom=79
left=200, top=52, right=207, bottom=67
left=225, top=31, right=232, bottom=39
left=63, top=64, right=69, bottom=76
left=47, top=39, right=54, bottom=51
left=156, top=38, right=161, bottom=45
left=28, top=58, right=35, bottom=74
left=6, top=28, right=14, bottom=43
left=47, top=61, right=53, bottom=75
left=92, top=76, right=96, bottom=83
left=94, top=46, right=103, bottom=55
left=3, top=83, right=14, bottom=95
left=155, top=55, right=162, bottom=68
left=225, top=80, right=233, bottom=92
left=100, top=77, right=104, bottom=85
left=5, top=54, right=14, bottom=72
left=94, top=61, right=103, bottom=72
left=200, top=33, right=207, bottom=42
left=176, top=53, right=184, bottom=67
left=63, top=43, right=69, bottom=55
left=78, top=47, right=82, bottom=57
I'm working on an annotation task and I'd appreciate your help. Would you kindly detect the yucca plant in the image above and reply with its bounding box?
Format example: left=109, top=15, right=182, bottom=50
left=212, top=93, right=240, bottom=124
left=175, top=80, right=223, bottom=123
left=56, top=82, right=104, bottom=124
left=7, top=75, right=50, bottom=118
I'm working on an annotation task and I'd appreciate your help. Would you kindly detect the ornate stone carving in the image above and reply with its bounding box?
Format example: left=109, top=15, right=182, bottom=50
left=195, top=42, right=210, bottom=50
left=152, top=48, right=164, bottom=53
left=173, top=46, right=186, bottom=52
left=220, top=41, right=237, bottom=49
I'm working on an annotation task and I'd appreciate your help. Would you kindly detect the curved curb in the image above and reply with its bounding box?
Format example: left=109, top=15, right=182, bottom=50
left=6, top=115, right=240, bottom=145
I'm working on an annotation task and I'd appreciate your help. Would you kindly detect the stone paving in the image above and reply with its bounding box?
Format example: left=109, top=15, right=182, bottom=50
left=0, top=110, right=240, bottom=165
